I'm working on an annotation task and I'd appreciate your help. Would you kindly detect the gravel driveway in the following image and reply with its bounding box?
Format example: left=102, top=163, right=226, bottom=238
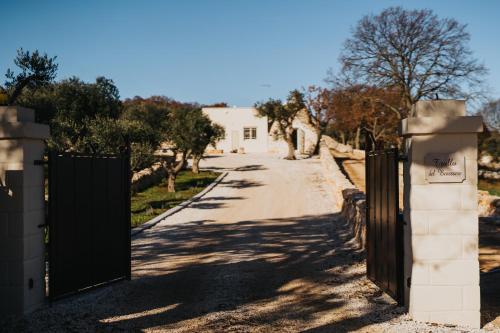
left=3, top=154, right=496, bottom=332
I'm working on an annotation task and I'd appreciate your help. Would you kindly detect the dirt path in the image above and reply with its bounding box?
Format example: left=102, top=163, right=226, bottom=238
left=3, top=154, right=497, bottom=332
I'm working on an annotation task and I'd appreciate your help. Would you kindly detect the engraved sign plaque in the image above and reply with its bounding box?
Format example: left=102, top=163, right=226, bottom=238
left=424, top=153, right=465, bottom=183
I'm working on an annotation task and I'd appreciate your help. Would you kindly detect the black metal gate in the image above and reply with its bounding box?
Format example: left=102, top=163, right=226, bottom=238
left=365, top=132, right=404, bottom=304
left=48, top=149, right=131, bottom=299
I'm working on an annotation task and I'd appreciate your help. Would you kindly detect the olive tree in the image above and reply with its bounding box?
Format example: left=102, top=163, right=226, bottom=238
left=160, top=107, right=199, bottom=192
left=255, top=89, right=306, bottom=160
left=2, top=49, right=58, bottom=105
left=190, top=118, right=225, bottom=174
left=334, top=7, right=487, bottom=118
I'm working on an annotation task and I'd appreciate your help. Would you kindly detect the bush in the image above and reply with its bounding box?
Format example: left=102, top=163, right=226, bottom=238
left=479, top=129, right=500, bottom=160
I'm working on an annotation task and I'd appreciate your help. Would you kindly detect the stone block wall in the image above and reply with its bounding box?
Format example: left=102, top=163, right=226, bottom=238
left=319, top=136, right=367, bottom=249
left=402, top=100, right=482, bottom=328
left=0, top=107, right=49, bottom=316
left=131, top=162, right=164, bottom=193
left=322, top=134, right=353, bottom=153
left=319, top=137, right=355, bottom=209
left=340, top=188, right=367, bottom=249
left=478, top=190, right=500, bottom=217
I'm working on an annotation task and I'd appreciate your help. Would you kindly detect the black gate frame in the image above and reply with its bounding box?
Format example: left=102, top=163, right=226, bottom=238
left=365, top=130, right=404, bottom=304
left=48, top=145, right=131, bottom=300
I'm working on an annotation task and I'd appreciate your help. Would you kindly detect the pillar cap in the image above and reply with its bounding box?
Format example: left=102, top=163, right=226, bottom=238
left=0, top=106, right=35, bottom=123
left=400, top=116, right=483, bottom=137
left=412, top=100, right=466, bottom=117
left=0, top=106, right=49, bottom=140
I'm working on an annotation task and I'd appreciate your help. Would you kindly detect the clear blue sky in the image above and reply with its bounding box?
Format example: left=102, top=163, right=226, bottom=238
left=2, top=0, right=499, bottom=107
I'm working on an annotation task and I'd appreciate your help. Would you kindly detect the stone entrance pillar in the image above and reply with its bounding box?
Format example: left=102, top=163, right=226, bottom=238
left=0, top=106, right=50, bottom=315
left=401, top=100, right=483, bottom=328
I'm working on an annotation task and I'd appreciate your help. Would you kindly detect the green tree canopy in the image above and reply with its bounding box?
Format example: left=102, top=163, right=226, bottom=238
left=17, top=76, right=123, bottom=151
left=2, top=48, right=58, bottom=105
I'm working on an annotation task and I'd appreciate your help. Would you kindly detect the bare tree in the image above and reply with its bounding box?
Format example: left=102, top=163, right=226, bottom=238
left=304, top=85, right=334, bottom=132
left=334, top=7, right=488, bottom=117
left=476, top=99, right=500, bottom=131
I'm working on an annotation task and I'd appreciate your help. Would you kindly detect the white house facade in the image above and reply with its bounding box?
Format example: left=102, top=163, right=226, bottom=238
left=202, top=106, right=319, bottom=155
left=202, top=107, right=269, bottom=153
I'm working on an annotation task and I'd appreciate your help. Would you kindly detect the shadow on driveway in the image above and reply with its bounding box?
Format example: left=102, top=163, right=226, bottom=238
left=6, top=212, right=404, bottom=332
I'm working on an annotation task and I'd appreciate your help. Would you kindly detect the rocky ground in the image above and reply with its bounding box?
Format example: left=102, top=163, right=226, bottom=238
left=1, top=154, right=498, bottom=332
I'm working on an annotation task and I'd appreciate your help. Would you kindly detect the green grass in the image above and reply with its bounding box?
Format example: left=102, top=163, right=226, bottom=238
left=479, top=179, right=500, bottom=196
left=131, top=170, right=220, bottom=227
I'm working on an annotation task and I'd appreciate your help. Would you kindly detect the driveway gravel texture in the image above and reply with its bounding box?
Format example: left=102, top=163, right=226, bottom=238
left=2, top=153, right=497, bottom=332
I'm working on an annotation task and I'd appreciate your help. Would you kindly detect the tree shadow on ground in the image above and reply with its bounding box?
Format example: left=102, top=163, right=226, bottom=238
left=7, top=210, right=404, bottom=332
left=188, top=202, right=227, bottom=210
left=202, top=164, right=267, bottom=173
left=188, top=196, right=246, bottom=210
left=221, top=179, right=264, bottom=189
left=202, top=155, right=224, bottom=159
left=234, top=165, right=267, bottom=172
left=125, top=214, right=400, bottom=332
left=198, top=196, right=246, bottom=201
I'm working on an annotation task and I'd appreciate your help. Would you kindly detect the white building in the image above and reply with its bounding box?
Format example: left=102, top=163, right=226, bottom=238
left=202, top=107, right=268, bottom=153
left=203, top=106, right=319, bottom=155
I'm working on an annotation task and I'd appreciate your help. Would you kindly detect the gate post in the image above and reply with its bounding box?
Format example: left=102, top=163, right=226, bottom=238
left=401, top=100, right=483, bottom=328
left=0, top=106, right=50, bottom=315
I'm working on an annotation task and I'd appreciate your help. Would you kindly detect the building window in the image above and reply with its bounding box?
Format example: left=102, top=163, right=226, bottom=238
left=244, top=127, right=257, bottom=140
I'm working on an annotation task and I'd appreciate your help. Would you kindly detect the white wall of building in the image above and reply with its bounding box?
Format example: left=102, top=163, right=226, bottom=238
left=202, top=107, right=268, bottom=153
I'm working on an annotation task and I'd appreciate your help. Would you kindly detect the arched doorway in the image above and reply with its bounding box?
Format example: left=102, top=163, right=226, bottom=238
left=291, top=129, right=298, bottom=150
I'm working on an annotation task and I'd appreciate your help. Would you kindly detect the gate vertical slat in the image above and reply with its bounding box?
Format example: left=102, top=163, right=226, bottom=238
left=376, top=153, right=381, bottom=283
left=375, top=153, right=382, bottom=282
left=394, top=148, right=403, bottom=303
left=124, top=145, right=132, bottom=280
left=387, top=149, right=397, bottom=294
left=107, top=157, right=123, bottom=278
left=365, top=152, right=373, bottom=280
left=76, top=157, right=92, bottom=290
left=48, top=151, right=56, bottom=300
left=381, top=151, right=389, bottom=289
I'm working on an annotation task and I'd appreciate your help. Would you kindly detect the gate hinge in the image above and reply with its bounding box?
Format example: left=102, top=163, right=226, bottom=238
left=34, top=160, right=48, bottom=166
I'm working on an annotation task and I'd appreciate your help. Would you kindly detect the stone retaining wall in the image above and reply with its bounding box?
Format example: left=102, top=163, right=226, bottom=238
left=322, top=134, right=499, bottom=250
left=340, top=188, right=367, bottom=249
left=131, top=162, right=164, bottom=193
left=478, top=190, right=500, bottom=217
left=478, top=153, right=500, bottom=180
left=320, top=135, right=366, bottom=248
left=321, top=135, right=353, bottom=153
left=319, top=137, right=355, bottom=209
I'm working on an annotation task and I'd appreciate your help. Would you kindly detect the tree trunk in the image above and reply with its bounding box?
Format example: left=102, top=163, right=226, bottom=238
left=167, top=173, right=176, bottom=193
left=192, top=155, right=201, bottom=174
left=285, top=133, right=296, bottom=160
left=163, top=150, right=187, bottom=193
left=181, top=158, right=189, bottom=170
left=354, top=127, right=361, bottom=150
